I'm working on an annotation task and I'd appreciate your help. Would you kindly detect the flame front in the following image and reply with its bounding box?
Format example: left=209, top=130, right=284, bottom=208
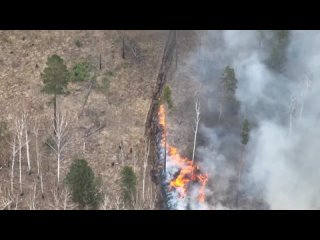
left=158, top=104, right=208, bottom=203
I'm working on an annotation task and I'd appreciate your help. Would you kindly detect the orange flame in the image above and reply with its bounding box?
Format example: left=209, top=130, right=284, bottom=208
left=158, top=104, right=208, bottom=203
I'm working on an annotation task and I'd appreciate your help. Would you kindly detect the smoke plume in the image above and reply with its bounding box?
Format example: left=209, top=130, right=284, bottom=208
left=175, top=30, right=320, bottom=209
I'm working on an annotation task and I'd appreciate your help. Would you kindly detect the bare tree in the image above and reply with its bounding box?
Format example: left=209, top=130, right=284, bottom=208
left=0, top=186, right=13, bottom=210
left=33, top=119, right=45, bottom=198
left=192, top=97, right=200, bottom=165
left=27, top=178, right=37, bottom=210
left=101, top=194, right=110, bottom=210
left=25, top=115, right=31, bottom=174
left=9, top=133, right=16, bottom=194
left=33, top=119, right=40, bottom=176
left=49, top=186, right=73, bottom=210
left=46, top=112, right=71, bottom=186
left=40, top=169, right=44, bottom=198
left=62, top=188, right=74, bottom=210
left=15, top=117, right=25, bottom=195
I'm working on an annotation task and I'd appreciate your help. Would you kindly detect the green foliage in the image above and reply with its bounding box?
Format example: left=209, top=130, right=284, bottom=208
left=120, top=166, right=137, bottom=209
left=70, top=61, right=93, bottom=82
left=241, top=119, right=250, bottom=145
left=162, top=85, right=174, bottom=110
left=65, top=159, right=102, bottom=209
left=75, top=39, right=82, bottom=48
left=221, top=66, right=237, bottom=99
left=41, top=55, right=70, bottom=96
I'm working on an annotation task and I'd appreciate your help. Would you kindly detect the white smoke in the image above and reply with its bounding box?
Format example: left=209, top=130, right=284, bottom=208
left=178, top=30, right=320, bottom=209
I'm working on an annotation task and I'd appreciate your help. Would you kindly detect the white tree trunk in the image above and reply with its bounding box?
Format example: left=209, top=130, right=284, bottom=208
left=10, top=135, right=16, bottom=194
left=47, top=113, right=71, bottom=187
left=192, top=98, right=200, bottom=164
left=33, top=121, right=40, bottom=176
left=25, top=125, right=31, bottom=174
left=57, top=152, right=60, bottom=186
left=16, top=119, right=24, bottom=195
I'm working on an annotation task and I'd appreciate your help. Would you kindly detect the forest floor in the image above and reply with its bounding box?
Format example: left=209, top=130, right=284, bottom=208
left=0, top=30, right=197, bottom=209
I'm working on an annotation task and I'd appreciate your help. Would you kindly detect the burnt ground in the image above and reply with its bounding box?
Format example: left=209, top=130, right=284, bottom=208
left=0, top=30, right=199, bottom=210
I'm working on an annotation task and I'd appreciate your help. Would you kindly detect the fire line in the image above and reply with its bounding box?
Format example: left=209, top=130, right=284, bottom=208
left=158, top=104, right=208, bottom=203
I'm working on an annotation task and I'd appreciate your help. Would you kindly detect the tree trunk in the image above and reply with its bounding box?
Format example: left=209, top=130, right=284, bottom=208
left=25, top=125, right=31, bottom=174
left=35, top=128, right=39, bottom=176
left=235, top=145, right=245, bottom=207
left=57, top=150, right=60, bottom=186
left=11, top=136, right=16, bottom=194
left=19, top=131, right=22, bottom=195
left=54, top=94, right=57, bottom=135
left=192, top=98, right=200, bottom=178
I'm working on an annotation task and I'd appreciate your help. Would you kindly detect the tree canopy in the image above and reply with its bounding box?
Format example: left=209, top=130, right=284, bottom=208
left=41, top=55, right=70, bottom=95
left=65, top=159, right=102, bottom=209
left=221, top=66, right=237, bottom=99
left=70, top=61, right=94, bottom=82
left=241, top=119, right=250, bottom=145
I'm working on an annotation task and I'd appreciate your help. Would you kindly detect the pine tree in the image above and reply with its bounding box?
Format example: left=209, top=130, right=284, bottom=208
left=41, top=55, right=69, bottom=132
left=65, top=159, right=102, bottom=209
left=241, top=119, right=250, bottom=145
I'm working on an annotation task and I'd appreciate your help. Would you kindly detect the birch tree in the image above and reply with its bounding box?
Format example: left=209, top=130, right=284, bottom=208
left=192, top=97, right=200, bottom=164
left=46, top=113, right=71, bottom=186
left=24, top=113, right=31, bottom=174
left=15, top=117, right=25, bottom=195
left=33, top=119, right=40, bottom=176
left=33, top=119, right=45, bottom=198
left=10, top=133, right=16, bottom=194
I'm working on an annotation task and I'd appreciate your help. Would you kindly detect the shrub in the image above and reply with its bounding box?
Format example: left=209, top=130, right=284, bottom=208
left=163, top=85, right=174, bottom=110
left=120, top=166, right=137, bottom=209
left=75, top=39, right=82, bottom=48
left=71, top=61, right=93, bottom=82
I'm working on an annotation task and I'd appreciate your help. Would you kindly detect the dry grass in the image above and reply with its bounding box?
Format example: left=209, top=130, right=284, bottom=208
left=0, top=30, right=170, bottom=209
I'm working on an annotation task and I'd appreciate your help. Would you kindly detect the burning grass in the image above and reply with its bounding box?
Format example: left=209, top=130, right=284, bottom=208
left=158, top=104, right=208, bottom=209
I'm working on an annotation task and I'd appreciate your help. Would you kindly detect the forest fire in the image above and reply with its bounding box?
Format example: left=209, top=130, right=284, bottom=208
left=158, top=104, right=208, bottom=206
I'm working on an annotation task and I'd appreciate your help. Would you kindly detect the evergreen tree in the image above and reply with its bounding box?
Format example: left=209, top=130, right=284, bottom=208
left=241, top=119, right=250, bottom=145
left=65, top=159, right=102, bottom=209
left=41, top=55, right=69, bottom=132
